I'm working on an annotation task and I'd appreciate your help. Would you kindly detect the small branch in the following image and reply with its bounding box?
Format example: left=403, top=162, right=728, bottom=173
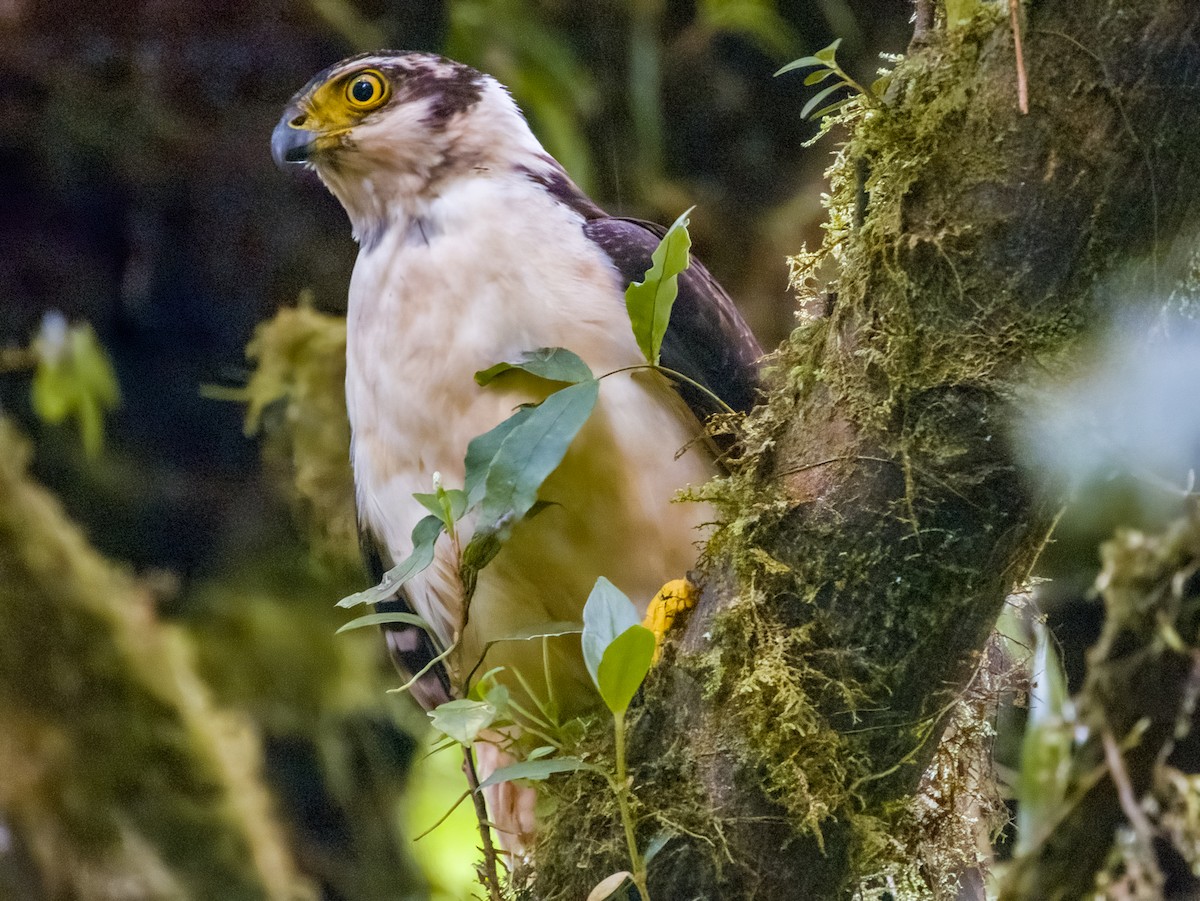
left=598, top=364, right=735, bottom=416
left=912, top=0, right=934, bottom=47
left=413, top=788, right=473, bottom=841
left=0, top=346, right=37, bottom=373
left=1102, top=728, right=1166, bottom=893
left=774, top=455, right=900, bottom=479
left=1101, top=729, right=1159, bottom=854
left=464, top=746, right=505, bottom=901
left=1010, top=0, right=1029, bottom=114
left=612, top=713, right=650, bottom=901
left=386, top=636, right=458, bottom=695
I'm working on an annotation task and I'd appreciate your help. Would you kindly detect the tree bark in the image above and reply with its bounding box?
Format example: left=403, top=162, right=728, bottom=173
left=531, top=1, right=1200, bottom=897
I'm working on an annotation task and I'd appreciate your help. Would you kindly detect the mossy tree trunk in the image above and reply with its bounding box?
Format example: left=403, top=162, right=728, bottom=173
left=531, top=1, right=1200, bottom=897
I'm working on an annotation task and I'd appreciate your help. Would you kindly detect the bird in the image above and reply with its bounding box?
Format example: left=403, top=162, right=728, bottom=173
left=272, top=50, right=761, bottom=850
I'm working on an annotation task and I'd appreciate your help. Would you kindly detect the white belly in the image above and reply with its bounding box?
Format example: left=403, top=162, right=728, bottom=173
left=345, top=176, right=715, bottom=710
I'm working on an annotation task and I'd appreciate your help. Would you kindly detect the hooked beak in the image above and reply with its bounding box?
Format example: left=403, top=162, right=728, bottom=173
left=271, top=108, right=318, bottom=168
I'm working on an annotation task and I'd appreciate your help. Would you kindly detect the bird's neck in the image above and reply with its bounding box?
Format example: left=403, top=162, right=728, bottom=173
left=318, top=162, right=434, bottom=251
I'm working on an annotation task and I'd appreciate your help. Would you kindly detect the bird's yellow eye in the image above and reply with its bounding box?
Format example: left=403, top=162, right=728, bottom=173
left=345, top=70, right=388, bottom=110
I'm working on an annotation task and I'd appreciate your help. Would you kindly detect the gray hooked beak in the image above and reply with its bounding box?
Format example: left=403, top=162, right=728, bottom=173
left=271, top=108, right=317, bottom=168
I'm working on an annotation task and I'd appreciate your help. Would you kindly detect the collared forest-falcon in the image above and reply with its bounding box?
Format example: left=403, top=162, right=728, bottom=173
left=272, top=51, right=761, bottom=848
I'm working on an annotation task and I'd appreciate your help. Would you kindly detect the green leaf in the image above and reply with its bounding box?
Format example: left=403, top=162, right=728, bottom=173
left=481, top=680, right=510, bottom=717
left=419, top=735, right=461, bottom=761
left=774, top=55, right=828, bottom=77
left=581, top=577, right=642, bottom=687
left=804, top=68, right=836, bottom=86
left=72, top=325, right=120, bottom=407
left=77, top=397, right=104, bottom=457
left=413, top=487, right=468, bottom=527
left=428, top=699, right=499, bottom=745
left=643, top=830, right=674, bottom=864
left=336, top=515, right=444, bottom=608
left=473, top=379, right=599, bottom=541
left=814, top=37, right=843, bottom=64
left=474, top=756, right=592, bottom=790
left=625, top=207, right=693, bottom=366
left=587, top=872, right=635, bottom=901
left=527, top=746, right=556, bottom=760
left=475, top=347, right=594, bottom=386
left=30, top=363, right=72, bottom=422
left=802, top=81, right=850, bottom=119
left=335, top=611, right=436, bottom=635
left=870, top=75, right=892, bottom=98
left=464, top=406, right=534, bottom=507
left=466, top=667, right=508, bottom=702
left=1015, top=620, right=1073, bottom=853
left=474, top=621, right=583, bottom=676
left=596, top=625, right=656, bottom=715
left=30, top=318, right=120, bottom=458
left=525, top=499, right=560, bottom=520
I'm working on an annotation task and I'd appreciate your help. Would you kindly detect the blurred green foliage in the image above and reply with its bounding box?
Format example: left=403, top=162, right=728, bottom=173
left=215, top=296, right=360, bottom=565
left=26, top=314, right=120, bottom=458
left=0, top=418, right=311, bottom=900
left=448, top=0, right=600, bottom=193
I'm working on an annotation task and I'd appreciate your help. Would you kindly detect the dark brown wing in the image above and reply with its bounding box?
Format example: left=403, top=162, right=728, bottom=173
left=582, top=216, right=762, bottom=418
left=361, top=535, right=453, bottom=710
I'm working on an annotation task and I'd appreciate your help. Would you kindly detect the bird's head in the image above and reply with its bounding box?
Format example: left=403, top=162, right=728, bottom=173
left=273, top=51, right=542, bottom=241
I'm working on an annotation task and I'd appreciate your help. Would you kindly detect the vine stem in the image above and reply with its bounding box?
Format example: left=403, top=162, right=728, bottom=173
left=1009, top=0, right=1029, bottom=114
left=0, top=347, right=37, bottom=373
left=385, top=637, right=457, bottom=695
left=599, top=363, right=735, bottom=416
left=464, top=746, right=505, bottom=901
left=612, top=713, right=650, bottom=901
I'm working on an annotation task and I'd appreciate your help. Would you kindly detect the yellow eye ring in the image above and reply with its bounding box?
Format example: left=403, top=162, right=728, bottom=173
left=345, top=70, right=388, bottom=110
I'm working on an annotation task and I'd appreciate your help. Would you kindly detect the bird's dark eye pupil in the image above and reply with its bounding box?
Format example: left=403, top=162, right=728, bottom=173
left=352, top=79, right=375, bottom=103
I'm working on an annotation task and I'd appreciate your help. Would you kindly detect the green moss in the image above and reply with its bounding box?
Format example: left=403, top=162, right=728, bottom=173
left=235, top=298, right=359, bottom=567
left=521, top=705, right=732, bottom=900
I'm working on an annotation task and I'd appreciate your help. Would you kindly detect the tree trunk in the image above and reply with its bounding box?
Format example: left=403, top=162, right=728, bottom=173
left=531, top=1, right=1200, bottom=897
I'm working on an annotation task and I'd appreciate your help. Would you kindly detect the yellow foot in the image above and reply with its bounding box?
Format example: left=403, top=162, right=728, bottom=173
left=642, top=578, right=699, bottom=663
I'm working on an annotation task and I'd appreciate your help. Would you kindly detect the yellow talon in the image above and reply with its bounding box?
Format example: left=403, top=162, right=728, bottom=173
left=642, top=578, right=699, bottom=663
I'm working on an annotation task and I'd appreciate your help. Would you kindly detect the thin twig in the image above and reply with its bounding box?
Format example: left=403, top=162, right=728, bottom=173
left=1101, top=728, right=1165, bottom=890
left=0, top=346, right=37, bottom=373
left=464, top=746, right=505, bottom=901
left=385, top=637, right=458, bottom=695
left=1010, top=0, right=1029, bottom=114
left=612, top=713, right=650, bottom=901
left=598, top=364, right=735, bottom=415
left=774, top=454, right=900, bottom=479
left=1100, top=730, right=1158, bottom=847
left=412, top=788, right=473, bottom=841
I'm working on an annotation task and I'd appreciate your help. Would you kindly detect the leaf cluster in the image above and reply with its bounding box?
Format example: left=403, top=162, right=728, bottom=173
left=27, top=312, right=120, bottom=457
left=775, top=38, right=890, bottom=121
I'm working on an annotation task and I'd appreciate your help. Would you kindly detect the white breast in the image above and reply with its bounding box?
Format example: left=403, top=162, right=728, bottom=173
left=346, top=173, right=715, bottom=708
